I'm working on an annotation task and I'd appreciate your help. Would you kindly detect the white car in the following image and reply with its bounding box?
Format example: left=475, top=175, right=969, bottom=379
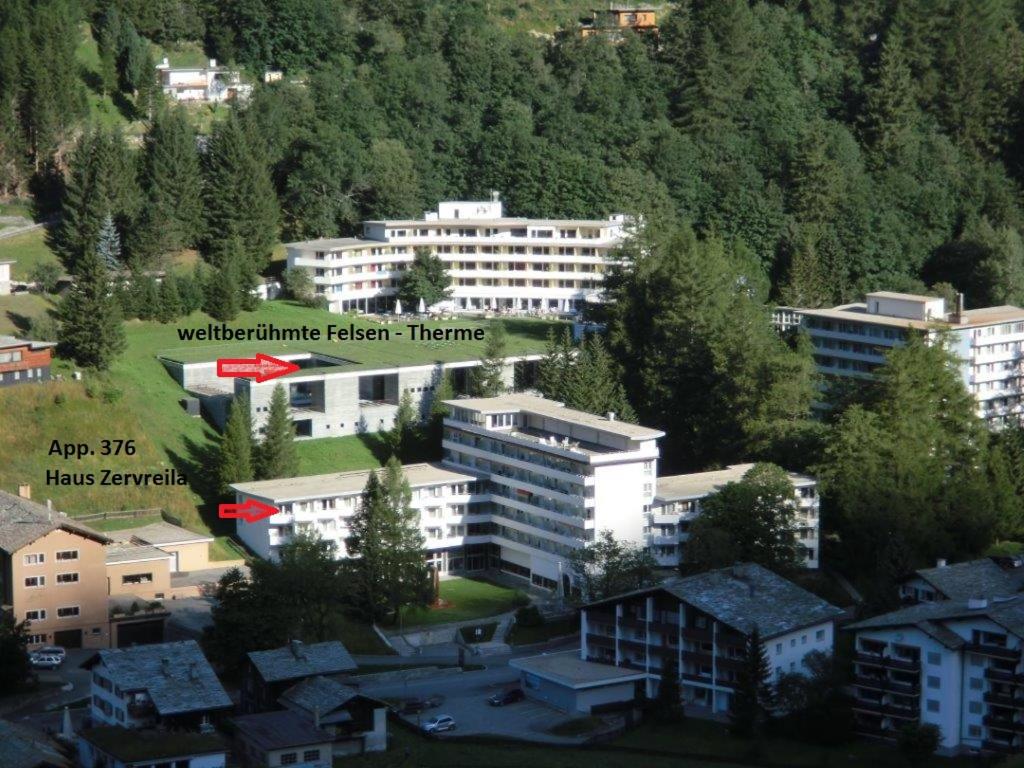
left=30, top=653, right=63, bottom=670
left=36, top=646, right=66, bottom=663
left=421, top=715, right=456, bottom=734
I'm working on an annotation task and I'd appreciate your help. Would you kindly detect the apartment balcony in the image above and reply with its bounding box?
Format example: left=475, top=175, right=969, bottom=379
left=854, top=651, right=920, bottom=672
left=855, top=721, right=897, bottom=740
left=586, top=610, right=616, bottom=626
left=982, top=739, right=1019, bottom=754
left=985, top=691, right=1024, bottom=708
left=986, top=668, right=1024, bottom=685
left=681, top=626, right=713, bottom=643
left=966, top=643, right=1021, bottom=661
left=619, top=637, right=648, bottom=652
left=683, top=651, right=745, bottom=672
left=851, top=700, right=918, bottom=720
left=853, top=675, right=920, bottom=695
left=127, top=700, right=156, bottom=719
left=619, top=615, right=648, bottom=630
left=649, top=620, right=680, bottom=636
left=680, top=672, right=734, bottom=688
left=585, top=633, right=616, bottom=650
left=984, top=714, right=1024, bottom=733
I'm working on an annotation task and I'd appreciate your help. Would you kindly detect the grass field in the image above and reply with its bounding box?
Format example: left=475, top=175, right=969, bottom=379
left=507, top=615, right=578, bottom=646
left=0, top=292, right=55, bottom=336
left=83, top=515, right=162, bottom=531
left=0, top=228, right=62, bottom=281
left=401, top=577, right=529, bottom=627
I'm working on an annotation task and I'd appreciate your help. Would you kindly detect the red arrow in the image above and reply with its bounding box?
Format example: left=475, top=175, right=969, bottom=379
left=216, top=353, right=300, bottom=383
left=219, top=499, right=280, bottom=524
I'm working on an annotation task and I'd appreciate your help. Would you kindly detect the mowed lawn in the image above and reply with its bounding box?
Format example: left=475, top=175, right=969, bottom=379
left=0, top=292, right=56, bottom=335
left=0, top=228, right=62, bottom=281
left=400, top=577, right=529, bottom=627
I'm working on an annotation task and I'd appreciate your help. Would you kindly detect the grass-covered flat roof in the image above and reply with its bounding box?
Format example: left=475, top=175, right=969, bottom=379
left=156, top=301, right=559, bottom=369
left=81, top=726, right=226, bottom=762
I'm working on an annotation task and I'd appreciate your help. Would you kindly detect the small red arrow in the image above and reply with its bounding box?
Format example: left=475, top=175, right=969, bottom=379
left=217, top=353, right=300, bottom=383
left=219, top=499, right=280, bottom=524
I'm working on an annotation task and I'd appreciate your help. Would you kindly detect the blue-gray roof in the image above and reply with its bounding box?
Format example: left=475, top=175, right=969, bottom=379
left=280, top=675, right=359, bottom=716
left=231, top=710, right=331, bottom=751
left=909, top=558, right=1024, bottom=600
left=85, top=640, right=231, bottom=716
left=848, top=595, right=1024, bottom=648
left=0, top=719, right=68, bottom=768
left=248, top=640, right=356, bottom=683
left=586, top=563, right=843, bottom=639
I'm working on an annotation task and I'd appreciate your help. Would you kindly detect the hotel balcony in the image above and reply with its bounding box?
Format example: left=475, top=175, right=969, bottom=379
left=986, top=668, right=1024, bottom=685
left=683, top=651, right=745, bottom=672
left=585, top=632, right=616, bottom=650
left=854, top=651, right=921, bottom=672
left=985, top=691, right=1024, bottom=708
left=680, top=671, right=734, bottom=688
left=681, top=626, right=713, bottom=643
left=127, top=700, right=156, bottom=719
left=619, top=615, right=648, bottom=630
left=854, top=721, right=897, bottom=740
left=853, top=675, right=920, bottom=695
left=966, top=642, right=1021, bottom=661
left=983, top=714, right=1024, bottom=733
left=586, top=610, right=616, bottom=625
left=982, top=738, right=1019, bottom=754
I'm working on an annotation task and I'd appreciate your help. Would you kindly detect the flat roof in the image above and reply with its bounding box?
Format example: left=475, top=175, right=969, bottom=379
left=81, top=726, right=225, bottom=763
left=802, top=302, right=1024, bottom=331
left=156, top=315, right=555, bottom=368
left=232, top=462, right=480, bottom=501
left=284, top=236, right=368, bottom=249
left=445, top=393, right=664, bottom=441
left=510, top=651, right=647, bottom=689
left=105, top=542, right=174, bottom=565
left=364, top=217, right=619, bottom=228
left=106, top=521, right=214, bottom=546
left=866, top=291, right=939, bottom=303
left=655, top=464, right=815, bottom=501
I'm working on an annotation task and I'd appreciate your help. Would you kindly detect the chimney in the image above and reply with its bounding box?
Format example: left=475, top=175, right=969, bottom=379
left=18, top=483, right=30, bottom=500
left=490, top=190, right=500, bottom=203
left=209, top=58, right=217, bottom=68
left=936, top=558, right=947, bottom=569
left=606, top=411, right=616, bottom=422
left=289, top=639, right=305, bottom=660
left=313, top=705, right=320, bottom=729
left=954, top=292, right=966, bottom=324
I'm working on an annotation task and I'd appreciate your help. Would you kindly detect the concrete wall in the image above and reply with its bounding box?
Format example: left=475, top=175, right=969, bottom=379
left=160, top=541, right=210, bottom=572
left=518, top=671, right=634, bottom=713
left=106, top=558, right=172, bottom=600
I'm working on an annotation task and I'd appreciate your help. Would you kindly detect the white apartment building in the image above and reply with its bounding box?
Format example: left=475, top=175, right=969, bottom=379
left=284, top=195, right=630, bottom=315
left=231, top=394, right=663, bottom=594
left=580, top=564, right=842, bottom=714
left=849, top=596, right=1024, bottom=755
left=801, top=291, right=1024, bottom=426
left=648, top=464, right=820, bottom=569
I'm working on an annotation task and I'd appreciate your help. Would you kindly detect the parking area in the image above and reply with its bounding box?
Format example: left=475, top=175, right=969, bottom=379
left=359, top=666, right=588, bottom=743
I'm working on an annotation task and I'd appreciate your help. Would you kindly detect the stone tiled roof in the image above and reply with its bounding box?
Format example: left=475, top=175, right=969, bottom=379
left=280, top=675, right=359, bottom=716
left=231, top=710, right=331, bottom=751
left=909, top=558, right=1024, bottom=600
left=849, top=595, right=1024, bottom=648
left=0, top=490, right=109, bottom=554
left=84, top=640, right=231, bottom=716
left=248, top=640, right=356, bottom=684
left=0, top=719, right=69, bottom=768
left=585, top=563, right=843, bottom=640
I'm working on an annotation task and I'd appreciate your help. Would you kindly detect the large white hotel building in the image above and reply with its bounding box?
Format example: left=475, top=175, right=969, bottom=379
left=284, top=195, right=630, bottom=314
left=231, top=395, right=820, bottom=593
left=800, top=291, right=1024, bottom=426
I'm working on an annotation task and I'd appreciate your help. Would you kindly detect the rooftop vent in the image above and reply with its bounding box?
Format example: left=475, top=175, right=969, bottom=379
left=289, top=639, right=306, bottom=660
left=606, top=411, right=616, bottom=422
left=936, top=558, right=948, bottom=568
left=18, top=483, right=30, bottom=500
left=968, top=596, right=988, bottom=610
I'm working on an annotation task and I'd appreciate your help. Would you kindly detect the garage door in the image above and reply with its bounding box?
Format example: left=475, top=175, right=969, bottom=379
left=53, top=628, right=83, bottom=648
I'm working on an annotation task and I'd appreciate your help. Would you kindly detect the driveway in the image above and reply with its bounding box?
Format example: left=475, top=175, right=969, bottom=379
left=358, top=666, right=584, bottom=743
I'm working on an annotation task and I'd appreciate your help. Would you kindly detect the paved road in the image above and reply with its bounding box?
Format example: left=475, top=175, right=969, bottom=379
left=359, top=665, right=586, bottom=743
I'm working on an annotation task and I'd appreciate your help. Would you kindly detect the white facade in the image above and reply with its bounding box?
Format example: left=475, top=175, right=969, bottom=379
left=0, top=260, right=12, bottom=295
left=232, top=394, right=664, bottom=593
left=648, top=464, right=821, bottom=569
left=849, top=598, right=1024, bottom=755
left=285, top=196, right=630, bottom=315
left=801, top=291, right=1024, bottom=426
left=155, top=58, right=250, bottom=103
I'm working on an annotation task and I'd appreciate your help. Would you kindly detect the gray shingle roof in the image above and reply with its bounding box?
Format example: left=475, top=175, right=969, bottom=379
left=909, top=558, right=1024, bottom=600
left=85, top=640, right=231, bottom=716
left=0, top=490, right=109, bottom=554
left=104, top=542, right=174, bottom=565
left=107, top=521, right=213, bottom=546
left=248, top=641, right=356, bottom=684
left=0, top=719, right=68, bottom=768
left=585, top=563, right=843, bottom=639
left=280, top=675, right=359, bottom=716
left=849, top=595, right=1024, bottom=647
left=231, top=710, right=331, bottom=751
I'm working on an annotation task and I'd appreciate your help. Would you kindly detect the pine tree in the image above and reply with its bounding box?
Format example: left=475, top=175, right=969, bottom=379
left=135, top=275, right=159, bottom=321
left=471, top=321, right=508, bottom=397
left=428, top=370, right=455, bottom=450
left=157, top=277, right=183, bottom=323
left=258, top=384, right=298, bottom=480
left=655, top=654, right=684, bottom=724
left=95, top=213, right=122, bottom=272
left=730, top=626, right=773, bottom=737
left=58, top=245, right=126, bottom=370
left=218, top=394, right=255, bottom=494
left=0, top=612, right=30, bottom=693
left=203, top=241, right=243, bottom=322
left=860, top=30, right=919, bottom=161
left=387, top=389, right=416, bottom=459
left=537, top=327, right=573, bottom=402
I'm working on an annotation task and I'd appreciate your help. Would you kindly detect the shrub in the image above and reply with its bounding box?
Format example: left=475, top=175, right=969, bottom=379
left=102, top=386, right=123, bottom=404
left=515, top=605, right=544, bottom=627
left=53, top=392, right=67, bottom=406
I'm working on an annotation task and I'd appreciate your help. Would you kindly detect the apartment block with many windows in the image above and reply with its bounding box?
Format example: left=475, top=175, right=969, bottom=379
left=647, top=464, right=820, bottom=569
left=580, top=564, right=841, bottom=714
left=800, top=291, right=1024, bottom=426
left=285, top=196, right=630, bottom=314
left=848, top=596, right=1024, bottom=755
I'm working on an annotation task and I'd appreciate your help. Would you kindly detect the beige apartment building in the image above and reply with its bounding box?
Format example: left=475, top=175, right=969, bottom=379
left=0, top=489, right=111, bottom=649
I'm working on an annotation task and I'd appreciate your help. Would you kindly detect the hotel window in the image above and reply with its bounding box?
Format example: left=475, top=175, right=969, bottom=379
left=926, top=699, right=940, bottom=713
left=303, top=751, right=321, bottom=762
left=968, top=725, right=982, bottom=738
left=57, top=606, right=80, bottom=618
left=280, top=753, right=297, bottom=766
left=122, top=573, right=153, bottom=585
left=57, top=572, right=79, bottom=585
left=56, top=549, right=79, bottom=561
left=24, top=576, right=45, bottom=588
left=25, top=609, right=46, bottom=621
left=969, top=701, right=982, bottom=714
left=23, top=553, right=44, bottom=565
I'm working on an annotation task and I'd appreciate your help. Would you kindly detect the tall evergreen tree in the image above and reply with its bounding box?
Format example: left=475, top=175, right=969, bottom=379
left=387, top=389, right=416, bottom=459
left=471, top=321, right=508, bottom=397
left=860, top=31, right=919, bottom=161
left=654, top=655, right=684, bottom=724
left=258, top=384, right=298, bottom=480
left=95, top=213, right=123, bottom=272
left=346, top=458, right=430, bottom=623
left=156, top=276, right=183, bottom=323
left=427, top=370, right=455, bottom=450
left=58, top=243, right=126, bottom=370
left=218, top=394, right=255, bottom=494
left=730, top=627, right=773, bottom=737
left=0, top=613, right=30, bottom=693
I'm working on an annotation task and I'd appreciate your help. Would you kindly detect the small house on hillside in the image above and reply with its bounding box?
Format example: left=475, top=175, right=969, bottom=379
left=242, top=640, right=357, bottom=713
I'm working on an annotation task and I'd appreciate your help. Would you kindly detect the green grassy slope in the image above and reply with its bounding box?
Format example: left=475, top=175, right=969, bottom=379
left=1, top=228, right=63, bottom=281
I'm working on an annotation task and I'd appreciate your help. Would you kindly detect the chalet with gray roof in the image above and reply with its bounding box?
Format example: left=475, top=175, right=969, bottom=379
left=578, top=563, right=842, bottom=715
left=242, top=640, right=357, bottom=713
left=82, top=640, right=231, bottom=729
left=279, top=676, right=388, bottom=755
left=231, top=710, right=332, bottom=768
left=899, top=557, right=1024, bottom=604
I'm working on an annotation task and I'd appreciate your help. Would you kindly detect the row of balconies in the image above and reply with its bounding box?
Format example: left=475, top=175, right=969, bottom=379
left=854, top=651, right=921, bottom=672
left=851, top=699, right=918, bottom=720
left=853, top=674, right=921, bottom=695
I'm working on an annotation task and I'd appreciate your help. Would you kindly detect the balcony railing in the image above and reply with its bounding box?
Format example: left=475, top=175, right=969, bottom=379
left=985, top=691, right=1024, bottom=708
left=967, top=642, right=1021, bottom=661
left=986, top=668, right=1024, bottom=685
left=982, top=739, right=1018, bottom=754
left=984, top=714, right=1024, bottom=733
left=854, top=651, right=920, bottom=672
left=853, top=675, right=920, bottom=695
left=585, top=633, right=615, bottom=649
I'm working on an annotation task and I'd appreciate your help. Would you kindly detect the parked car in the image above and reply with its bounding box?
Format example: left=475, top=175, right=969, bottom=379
left=421, top=715, right=456, bottom=734
left=30, top=653, right=62, bottom=670
left=401, top=695, right=443, bottom=714
left=36, top=646, right=66, bottom=663
left=488, top=688, right=525, bottom=706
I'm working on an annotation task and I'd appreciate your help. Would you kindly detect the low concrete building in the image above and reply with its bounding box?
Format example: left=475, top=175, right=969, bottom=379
left=279, top=675, right=388, bottom=756
left=510, top=651, right=647, bottom=713
left=83, top=640, right=232, bottom=729
left=232, top=710, right=332, bottom=768
left=78, top=726, right=226, bottom=768
left=242, top=640, right=357, bottom=714
left=106, top=521, right=213, bottom=573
